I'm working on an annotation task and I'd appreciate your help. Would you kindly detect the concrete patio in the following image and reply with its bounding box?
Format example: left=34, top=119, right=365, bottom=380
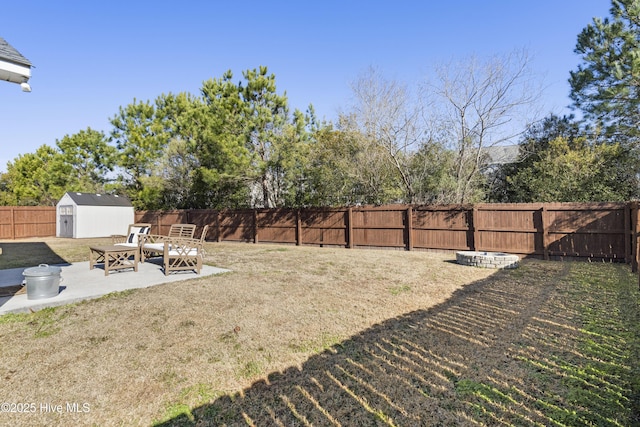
left=0, top=258, right=230, bottom=315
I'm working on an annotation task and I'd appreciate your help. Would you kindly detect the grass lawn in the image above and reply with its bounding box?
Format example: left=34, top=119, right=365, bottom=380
left=0, top=238, right=638, bottom=426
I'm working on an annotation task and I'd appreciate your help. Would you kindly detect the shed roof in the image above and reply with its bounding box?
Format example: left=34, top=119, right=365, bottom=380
left=64, top=192, right=132, bottom=207
left=0, top=37, right=31, bottom=67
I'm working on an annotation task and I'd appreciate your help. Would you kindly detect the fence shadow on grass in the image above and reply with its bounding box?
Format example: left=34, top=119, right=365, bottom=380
left=157, top=262, right=637, bottom=426
left=0, top=242, right=69, bottom=308
left=0, top=242, right=68, bottom=270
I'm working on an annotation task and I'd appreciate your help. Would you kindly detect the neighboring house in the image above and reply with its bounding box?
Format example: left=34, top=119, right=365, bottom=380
left=482, top=144, right=520, bottom=169
left=0, top=37, right=32, bottom=91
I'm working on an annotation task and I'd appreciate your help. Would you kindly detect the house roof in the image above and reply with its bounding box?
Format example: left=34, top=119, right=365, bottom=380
left=0, top=37, right=31, bottom=67
left=65, top=192, right=132, bottom=207
left=483, top=144, right=520, bottom=165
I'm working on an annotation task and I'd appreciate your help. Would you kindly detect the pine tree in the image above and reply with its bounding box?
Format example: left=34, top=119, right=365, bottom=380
left=570, top=0, right=640, bottom=143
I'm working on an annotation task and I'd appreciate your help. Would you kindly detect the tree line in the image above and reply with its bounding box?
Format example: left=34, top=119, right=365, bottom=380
left=2, top=0, right=639, bottom=209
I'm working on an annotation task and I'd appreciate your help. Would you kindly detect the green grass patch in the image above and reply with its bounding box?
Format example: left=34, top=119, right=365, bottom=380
left=27, top=306, right=70, bottom=338
left=388, top=284, right=411, bottom=295
left=448, top=263, right=640, bottom=426
left=288, top=332, right=343, bottom=353
left=0, top=311, right=32, bottom=325
left=155, top=383, right=222, bottom=426
left=237, top=360, right=263, bottom=379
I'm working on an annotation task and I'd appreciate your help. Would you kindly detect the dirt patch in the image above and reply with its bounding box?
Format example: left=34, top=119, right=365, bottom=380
left=0, top=239, right=637, bottom=426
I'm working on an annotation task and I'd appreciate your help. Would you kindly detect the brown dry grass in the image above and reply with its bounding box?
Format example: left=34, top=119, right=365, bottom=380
left=0, top=238, right=638, bottom=426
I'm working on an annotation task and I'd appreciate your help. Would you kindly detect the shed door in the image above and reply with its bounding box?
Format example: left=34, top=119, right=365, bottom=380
left=59, top=205, right=73, bottom=238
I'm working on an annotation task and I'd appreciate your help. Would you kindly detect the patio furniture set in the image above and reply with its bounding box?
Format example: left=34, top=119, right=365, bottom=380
left=89, top=223, right=209, bottom=276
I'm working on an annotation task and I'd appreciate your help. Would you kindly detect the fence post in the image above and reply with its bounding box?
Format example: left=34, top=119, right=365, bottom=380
left=406, top=206, right=413, bottom=251
left=625, top=202, right=631, bottom=264
left=296, top=209, right=302, bottom=246
left=216, top=211, right=221, bottom=242
left=636, top=208, right=640, bottom=288
left=346, top=207, right=353, bottom=248
left=541, top=206, right=549, bottom=260
left=253, top=209, right=259, bottom=244
left=471, top=205, right=478, bottom=251
left=11, top=207, right=15, bottom=240
left=631, top=202, right=640, bottom=280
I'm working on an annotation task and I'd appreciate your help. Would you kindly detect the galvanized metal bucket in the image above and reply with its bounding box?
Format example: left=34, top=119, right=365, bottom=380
left=22, top=264, right=62, bottom=300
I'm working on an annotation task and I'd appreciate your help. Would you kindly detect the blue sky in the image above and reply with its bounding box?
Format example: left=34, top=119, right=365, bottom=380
left=0, top=1, right=611, bottom=172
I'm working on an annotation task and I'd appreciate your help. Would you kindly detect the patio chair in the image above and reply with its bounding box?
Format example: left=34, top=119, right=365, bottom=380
left=140, top=224, right=202, bottom=262
left=162, top=236, right=204, bottom=275
left=167, top=223, right=196, bottom=238
left=111, top=223, right=152, bottom=248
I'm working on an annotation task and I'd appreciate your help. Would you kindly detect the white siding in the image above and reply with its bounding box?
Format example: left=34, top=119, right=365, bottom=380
left=56, top=192, right=134, bottom=238
left=75, top=205, right=134, bottom=238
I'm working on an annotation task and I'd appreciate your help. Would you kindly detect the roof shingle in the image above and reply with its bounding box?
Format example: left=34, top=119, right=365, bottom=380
left=0, top=37, right=32, bottom=67
left=65, top=192, right=133, bottom=207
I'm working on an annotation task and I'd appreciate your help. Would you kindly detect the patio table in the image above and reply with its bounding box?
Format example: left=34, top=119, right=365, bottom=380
left=89, top=245, right=139, bottom=276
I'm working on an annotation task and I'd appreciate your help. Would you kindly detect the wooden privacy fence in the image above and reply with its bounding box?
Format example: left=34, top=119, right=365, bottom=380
left=1, top=203, right=638, bottom=265
left=136, top=202, right=639, bottom=264
left=0, top=206, right=56, bottom=239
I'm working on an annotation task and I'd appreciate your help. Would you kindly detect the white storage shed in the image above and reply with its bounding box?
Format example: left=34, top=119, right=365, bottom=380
left=0, top=37, right=33, bottom=91
left=56, top=192, right=134, bottom=238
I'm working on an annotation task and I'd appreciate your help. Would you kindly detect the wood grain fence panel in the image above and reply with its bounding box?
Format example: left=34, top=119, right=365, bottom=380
left=351, top=208, right=405, bottom=247
left=545, top=204, right=626, bottom=259
left=217, top=210, right=254, bottom=242
left=258, top=227, right=297, bottom=243
left=256, top=209, right=297, bottom=244
left=184, top=209, right=219, bottom=241
left=353, top=228, right=406, bottom=248
left=476, top=231, right=540, bottom=255
left=352, top=208, right=405, bottom=228
left=137, top=209, right=190, bottom=235
left=475, top=206, right=538, bottom=231
left=0, top=207, right=56, bottom=239
left=412, top=208, right=469, bottom=230
left=547, top=232, right=625, bottom=259
left=0, top=225, right=12, bottom=239
left=135, top=210, right=160, bottom=233
left=300, top=209, right=347, bottom=246
left=163, top=210, right=190, bottom=234
left=546, top=205, right=623, bottom=232
left=302, top=228, right=347, bottom=246
left=0, top=209, right=12, bottom=239
left=472, top=205, right=539, bottom=254
left=411, top=207, right=471, bottom=250
left=412, top=230, right=470, bottom=250
left=300, top=209, right=346, bottom=227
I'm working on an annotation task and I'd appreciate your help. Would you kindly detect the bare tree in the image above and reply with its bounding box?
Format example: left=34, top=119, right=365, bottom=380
left=348, top=66, right=425, bottom=203
left=423, top=49, right=541, bottom=203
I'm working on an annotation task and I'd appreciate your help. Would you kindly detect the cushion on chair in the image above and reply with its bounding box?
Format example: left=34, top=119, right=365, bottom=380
left=127, top=226, right=150, bottom=244
left=143, top=243, right=164, bottom=253
left=115, top=242, right=138, bottom=248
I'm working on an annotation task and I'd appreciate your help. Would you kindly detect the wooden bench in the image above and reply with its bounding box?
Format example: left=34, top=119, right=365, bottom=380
left=140, top=224, right=200, bottom=262
left=140, top=225, right=209, bottom=275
